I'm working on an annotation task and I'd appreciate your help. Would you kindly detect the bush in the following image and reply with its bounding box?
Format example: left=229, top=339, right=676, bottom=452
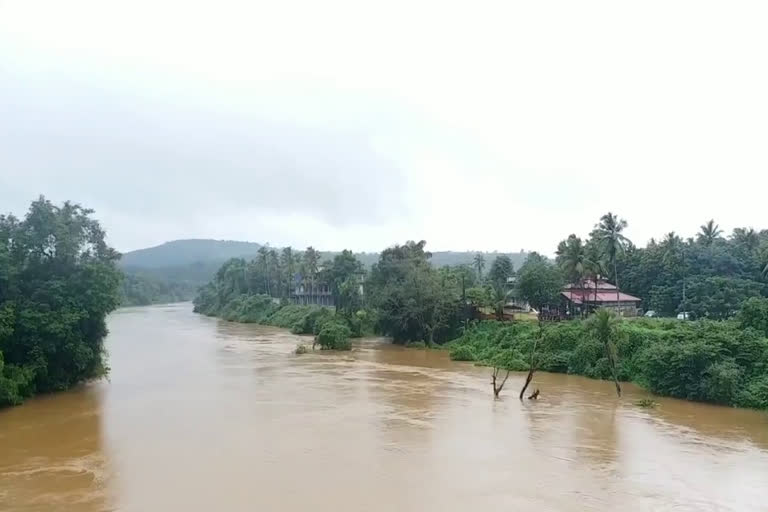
left=702, top=360, right=743, bottom=404
left=405, top=340, right=427, bottom=349
left=737, top=375, right=768, bottom=409
left=450, top=345, right=476, bottom=361
left=443, top=315, right=768, bottom=410
left=315, top=323, right=352, bottom=350
left=739, top=297, right=768, bottom=337
left=294, top=344, right=309, bottom=355
left=220, top=294, right=278, bottom=323
left=267, top=305, right=322, bottom=329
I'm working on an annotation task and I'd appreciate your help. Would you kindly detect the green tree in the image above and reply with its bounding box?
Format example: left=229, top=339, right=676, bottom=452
left=267, top=249, right=280, bottom=297
left=256, top=247, right=270, bottom=296
left=302, top=246, right=320, bottom=303
left=587, top=309, right=622, bottom=397
left=280, top=246, right=296, bottom=299
left=516, top=253, right=563, bottom=311
left=326, top=249, right=364, bottom=316
left=698, top=219, right=723, bottom=246
left=731, top=227, right=760, bottom=253
left=0, top=197, right=121, bottom=407
left=738, top=297, right=768, bottom=337
left=488, top=255, right=514, bottom=320
left=367, top=241, right=460, bottom=344
left=473, top=253, right=486, bottom=280
left=594, top=212, right=630, bottom=309
left=556, top=235, right=588, bottom=284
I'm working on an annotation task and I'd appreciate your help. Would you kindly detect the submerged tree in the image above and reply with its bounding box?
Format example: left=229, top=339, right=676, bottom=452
left=587, top=309, right=622, bottom=397
left=490, top=350, right=524, bottom=398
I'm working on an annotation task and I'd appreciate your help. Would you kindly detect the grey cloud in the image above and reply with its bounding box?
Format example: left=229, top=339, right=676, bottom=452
left=1, top=77, right=412, bottom=228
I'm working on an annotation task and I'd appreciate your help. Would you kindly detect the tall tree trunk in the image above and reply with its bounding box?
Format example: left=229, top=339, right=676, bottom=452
left=594, top=276, right=598, bottom=313
left=614, top=257, right=620, bottom=314
left=519, top=334, right=539, bottom=400
left=492, top=367, right=510, bottom=398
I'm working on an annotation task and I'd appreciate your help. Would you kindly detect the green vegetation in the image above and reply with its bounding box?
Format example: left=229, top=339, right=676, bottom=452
left=120, top=239, right=529, bottom=307
left=295, top=344, right=309, bottom=355
left=192, top=211, right=768, bottom=409
left=635, top=398, right=658, bottom=408
left=446, top=311, right=768, bottom=409
left=120, top=271, right=197, bottom=306
left=366, top=241, right=476, bottom=344
left=315, top=322, right=352, bottom=350
left=1, top=198, right=121, bottom=407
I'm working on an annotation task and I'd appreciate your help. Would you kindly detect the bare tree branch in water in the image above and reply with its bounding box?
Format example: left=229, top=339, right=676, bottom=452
left=492, top=367, right=510, bottom=398
left=520, top=320, right=542, bottom=400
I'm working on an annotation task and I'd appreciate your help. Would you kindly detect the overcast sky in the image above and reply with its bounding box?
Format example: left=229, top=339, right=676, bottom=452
left=2, top=1, right=767, bottom=254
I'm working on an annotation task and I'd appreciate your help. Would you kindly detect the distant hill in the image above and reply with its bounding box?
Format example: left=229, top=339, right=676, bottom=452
left=120, top=239, right=530, bottom=271
left=120, top=239, right=262, bottom=268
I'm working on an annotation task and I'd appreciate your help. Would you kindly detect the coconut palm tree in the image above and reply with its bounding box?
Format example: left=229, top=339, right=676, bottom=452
left=587, top=309, right=622, bottom=397
left=556, top=235, right=589, bottom=316
left=268, top=249, right=280, bottom=298
left=256, top=246, right=270, bottom=296
left=594, top=213, right=630, bottom=310
left=698, top=219, right=722, bottom=246
left=731, top=227, right=760, bottom=253
left=473, top=253, right=486, bottom=281
left=280, top=246, right=296, bottom=300
left=303, top=246, right=320, bottom=304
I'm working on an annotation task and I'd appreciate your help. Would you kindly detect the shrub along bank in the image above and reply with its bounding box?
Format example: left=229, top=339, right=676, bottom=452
left=447, top=305, right=768, bottom=409
left=193, top=293, right=371, bottom=350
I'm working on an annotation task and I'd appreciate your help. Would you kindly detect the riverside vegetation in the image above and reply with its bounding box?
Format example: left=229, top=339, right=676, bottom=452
left=1, top=198, right=121, bottom=407
left=195, top=214, right=768, bottom=409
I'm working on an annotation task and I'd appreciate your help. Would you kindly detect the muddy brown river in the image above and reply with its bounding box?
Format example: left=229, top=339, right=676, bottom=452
left=2, top=303, right=768, bottom=511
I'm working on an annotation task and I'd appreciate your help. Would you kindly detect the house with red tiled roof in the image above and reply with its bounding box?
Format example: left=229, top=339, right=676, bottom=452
left=561, top=279, right=641, bottom=317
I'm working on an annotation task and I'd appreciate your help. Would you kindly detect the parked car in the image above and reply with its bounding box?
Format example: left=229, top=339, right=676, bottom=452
left=677, top=312, right=692, bottom=320
left=644, top=310, right=657, bottom=318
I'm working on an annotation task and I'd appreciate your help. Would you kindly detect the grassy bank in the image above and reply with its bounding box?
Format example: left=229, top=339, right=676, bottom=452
left=446, top=315, right=768, bottom=409
left=193, top=294, right=372, bottom=350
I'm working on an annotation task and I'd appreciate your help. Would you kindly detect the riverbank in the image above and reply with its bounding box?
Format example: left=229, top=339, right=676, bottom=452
left=445, top=317, right=768, bottom=410
left=192, top=294, right=375, bottom=349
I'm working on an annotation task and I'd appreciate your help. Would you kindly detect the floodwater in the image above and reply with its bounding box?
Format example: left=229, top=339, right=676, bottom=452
left=2, top=304, right=768, bottom=511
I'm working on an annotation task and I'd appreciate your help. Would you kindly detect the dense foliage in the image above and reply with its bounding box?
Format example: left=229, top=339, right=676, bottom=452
left=618, top=224, right=768, bottom=318
left=0, top=198, right=121, bottom=407
left=446, top=312, right=768, bottom=409
left=366, top=241, right=465, bottom=344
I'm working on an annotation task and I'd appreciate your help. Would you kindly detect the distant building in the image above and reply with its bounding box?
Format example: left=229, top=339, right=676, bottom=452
left=561, top=279, right=641, bottom=317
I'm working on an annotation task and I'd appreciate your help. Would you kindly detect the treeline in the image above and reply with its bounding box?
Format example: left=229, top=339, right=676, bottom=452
left=193, top=249, right=373, bottom=349
left=557, top=215, right=768, bottom=319
left=194, top=241, right=488, bottom=346
left=1, top=198, right=121, bottom=407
